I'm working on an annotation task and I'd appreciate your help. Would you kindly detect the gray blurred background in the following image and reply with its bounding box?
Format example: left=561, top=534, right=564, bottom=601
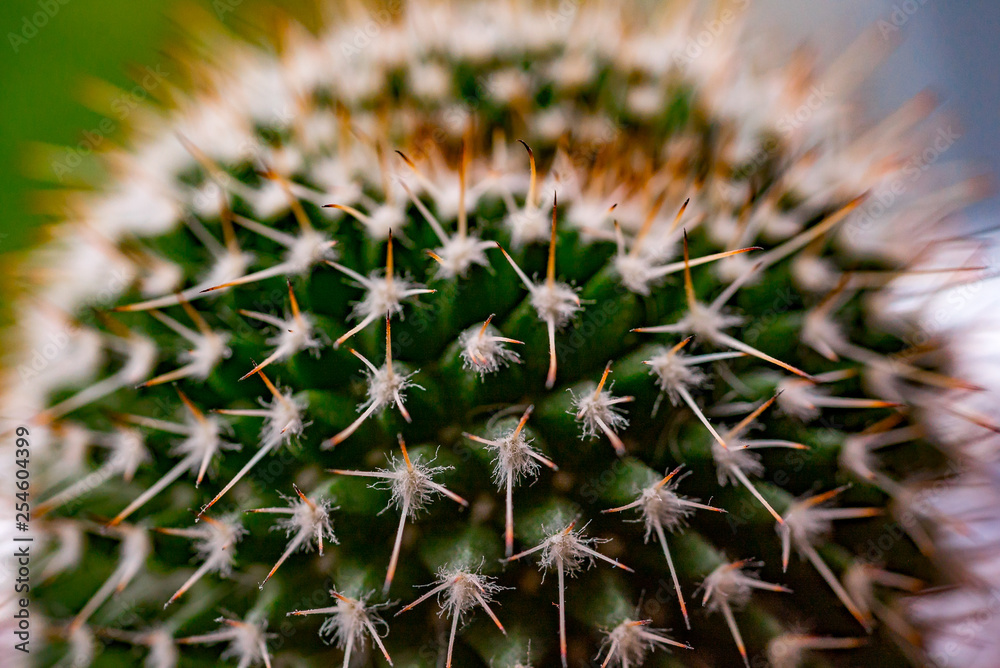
left=755, top=0, right=1000, bottom=232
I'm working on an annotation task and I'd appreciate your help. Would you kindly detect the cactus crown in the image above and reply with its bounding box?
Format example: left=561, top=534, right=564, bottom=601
left=5, top=1, right=988, bottom=667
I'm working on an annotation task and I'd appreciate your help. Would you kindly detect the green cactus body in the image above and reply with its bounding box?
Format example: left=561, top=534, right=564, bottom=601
left=3, top=2, right=985, bottom=667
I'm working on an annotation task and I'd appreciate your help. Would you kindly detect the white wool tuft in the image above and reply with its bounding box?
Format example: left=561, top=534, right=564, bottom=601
left=530, top=282, right=581, bottom=328
left=459, top=322, right=522, bottom=377
left=711, top=442, right=765, bottom=485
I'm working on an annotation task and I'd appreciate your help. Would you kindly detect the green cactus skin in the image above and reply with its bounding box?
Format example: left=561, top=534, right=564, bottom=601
left=4, top=2, right=981, bottom=667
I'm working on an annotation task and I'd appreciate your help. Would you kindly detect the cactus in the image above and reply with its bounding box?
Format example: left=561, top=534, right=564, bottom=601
left=3, top=1, right=992, bottom=667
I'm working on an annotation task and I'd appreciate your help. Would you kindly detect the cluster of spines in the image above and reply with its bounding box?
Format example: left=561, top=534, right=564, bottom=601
left=13, top=2, right=988, bottom=666
left=31, top=176, right=935, bottom=667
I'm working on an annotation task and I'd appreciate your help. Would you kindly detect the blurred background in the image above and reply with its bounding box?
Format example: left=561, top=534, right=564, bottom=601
left=0, top=0, right=997, bottom=256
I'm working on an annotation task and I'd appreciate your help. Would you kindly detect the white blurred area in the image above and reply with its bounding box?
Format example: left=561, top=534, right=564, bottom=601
left=748, top=4, right=1000, bottom=667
